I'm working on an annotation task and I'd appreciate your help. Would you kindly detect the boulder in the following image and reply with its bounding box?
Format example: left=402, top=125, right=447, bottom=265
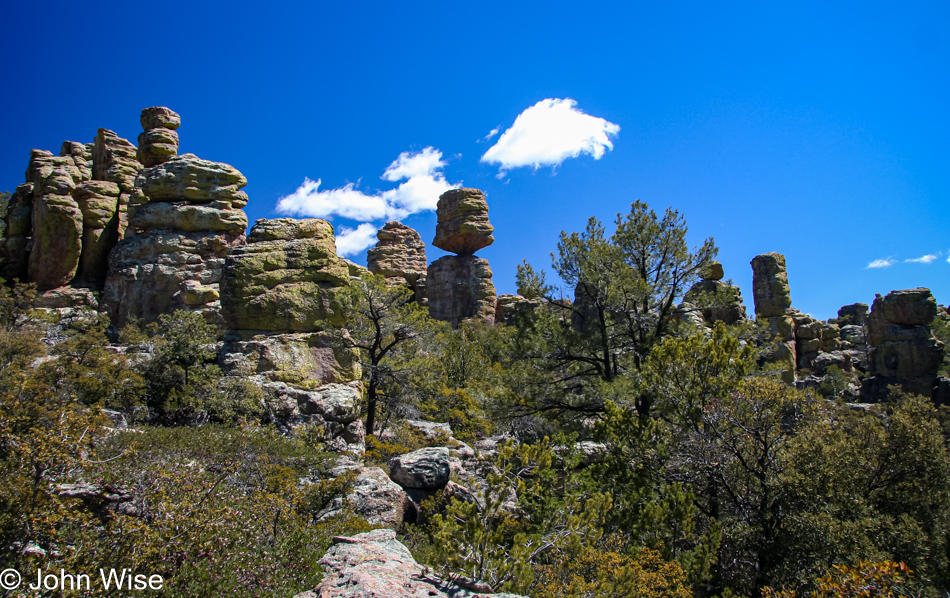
left=137, top=154, right=248, bottom=206
left=432, top=188, right=494, bottom=255
left=140, top=106, right=181, bottom=131
left=701, top=259, right=724, bottom=281
left=366, top=221, right=427, bottom=285
left=751, top=252, right=792, bottom=318
left=879, top=288, right=938, bottom=327
left=836, top=303, right=869, bottom=326
left=261, top=381, right=360, bottom=423
left=341, top=467, right=415, bottom=528
left=221, top=218, right=350, bottom=331
left=426, top=255, right=496, bottom=327
left=388, top=447, right=451, bottom=490
left=129, top=201, right=247, bottom=233
left=311, top=529, right=526, bottom=598
left=495, top=294, right=542, bottom=326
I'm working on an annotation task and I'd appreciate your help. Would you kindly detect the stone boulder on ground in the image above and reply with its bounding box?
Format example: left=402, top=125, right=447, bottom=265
left=432, top=188, right=494, bottom=255
left=307, top=529, right=526, bottom=598
left=388, top=447, right=451, bottom=490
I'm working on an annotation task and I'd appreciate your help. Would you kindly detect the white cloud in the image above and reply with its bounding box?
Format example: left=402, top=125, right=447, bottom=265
left=947, top=255, right=950, bottom=264
left=481, top=127, right=500, bottom=142
left=335, top=223, right=379, bottom=257
left=276, top=147, right=459, bottom=222
left=481, top=98, right=620, bottom=175
left=904, top=254, right=938, bottom=264
left=866, top=259, right=896, bottom=269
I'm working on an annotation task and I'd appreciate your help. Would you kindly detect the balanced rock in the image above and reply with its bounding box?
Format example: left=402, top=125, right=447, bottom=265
left=701, top=259, right=724, bottom=281
left=366, top=221, right=427, bottom=285
left=432, top=188, right=494, bottom=255
left=137, top=107, right=181, bottom=167
left=221, top=218, right=349, bottom=331
left=426, top=255, right=496, bottom=327
left=751, top=252, right=792, bottom=318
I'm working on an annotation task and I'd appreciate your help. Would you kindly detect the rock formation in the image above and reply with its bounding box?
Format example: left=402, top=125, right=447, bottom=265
left=137, top=107, right=180, bottom=167
left=102, top=146, right=248, bottom=328
left=306, top=529, right=526, bottom=598
left=751, top=252, right=796, bottom=382
left=682, top=259, right=747, bottom=326
left=1, top=183, right=34, bottom=282
left=863, top=288, right=945, bottom=401
left=427, top=189, right=497, bottom=327
left=366, top=221, right=427, bottom=304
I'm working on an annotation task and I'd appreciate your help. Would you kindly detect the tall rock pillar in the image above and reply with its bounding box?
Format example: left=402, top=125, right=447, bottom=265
left=426, top=188, right=496, bottom=327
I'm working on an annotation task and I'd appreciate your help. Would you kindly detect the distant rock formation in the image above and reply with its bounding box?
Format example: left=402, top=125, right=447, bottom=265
left=751, top=252, right=796, bottom=382
left=863, top=288, right=945, bottom=401
left=682, top=259, right=747, bottom=326
left=367, top=221, right=427, bottom=304
left=427, top=189, right=496, bottom=327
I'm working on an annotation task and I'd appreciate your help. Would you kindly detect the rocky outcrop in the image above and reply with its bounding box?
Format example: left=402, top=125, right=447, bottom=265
left=427, top=256, right=496, bottom=327
left=74, top=181, right=120, bottom=286
left=751, top=252, right=792, bottom=318
left=682, top=260, right=747, bottom=326
left=27, top=154, right=84, bottom=290
left=432, top=188, right=494, bottom=255
left=494, top=294, right=541, bottom=326
left=221, top=330, right=360, bottom=386
left=863, top=288, right=945, bottom=401
left=323, top=467, right=415, bottom=528
left=789, top=310, right=841, bottom=371
left=308, top=529, right=526, bottom=598
left=137, top=107, right=180, bottom=167
left=221, top=218, right=349, bottom=332
left=102, top=120, right=248, bottom=328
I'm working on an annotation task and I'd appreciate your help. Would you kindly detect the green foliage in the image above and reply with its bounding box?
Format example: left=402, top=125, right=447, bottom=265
left=818, top=365, right=851, bottom=399
left=516, top=259, right=552, bottom=299
left=340, top=273, right=441, bottom=435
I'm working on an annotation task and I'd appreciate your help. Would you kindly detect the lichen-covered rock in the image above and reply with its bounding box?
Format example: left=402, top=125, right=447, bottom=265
left=310, top=529, right=527, bottom=598
left=261, top=381, right=360, bottom=423
left=137, top=154, right=248, bottom=206
left=751, top=252, right=792, bottom=318
left=102, top=230, right=244, bottom=328
left=129, top=201, right=247, bottom=233
left=836, top=303, right=869, bottom=326
left=879, top=288, right=938, bottom=327
left=93, top=129, right=142, bottom=193
left=137, top=107, right=181, bottom=167
left=389, top=447, right=451, bottom=490
left=222, top=331, right=360, bottom=385
left=74, top=181, right=120, bottom=286
left=426, top=255, right=496, bottom=327
left=367, top=221, right=427, bottom=285
left=432, top=188, right=494, bottom=255
left=701, top=259, right=724, bottom=281
left=28, top=167, right=83, bottom=290
left=335, top=467, right=415, bottom=528
left=221, top=218, right=350, bottom=331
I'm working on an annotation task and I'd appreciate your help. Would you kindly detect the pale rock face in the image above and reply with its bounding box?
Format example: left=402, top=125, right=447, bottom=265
left=751, top=252, right=792, bottom=318
left=221, top=330, right=361, bottom=385
left=308, top=528, right=528, bottom=598
left=28, top=165, right=83, bottom=290
left=366, top=221, right=427, bottom=285
left=426, top=255, right=496, bottom=327
left=136, top=154, right=248, bottom=206
left=432, top=188, right=494, bottom=255
left=220, top=218, right=350, bottom=332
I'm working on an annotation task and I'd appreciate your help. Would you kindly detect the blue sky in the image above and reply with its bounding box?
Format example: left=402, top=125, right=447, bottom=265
left=1, top=1, right=947, bottom=319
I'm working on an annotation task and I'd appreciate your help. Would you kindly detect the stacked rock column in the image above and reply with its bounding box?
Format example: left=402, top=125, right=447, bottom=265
left=426, top=188, right=497, bottom=328
left=751, top=252, right=796, bottom=383
left=366, top=221, right=428, bottom=305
